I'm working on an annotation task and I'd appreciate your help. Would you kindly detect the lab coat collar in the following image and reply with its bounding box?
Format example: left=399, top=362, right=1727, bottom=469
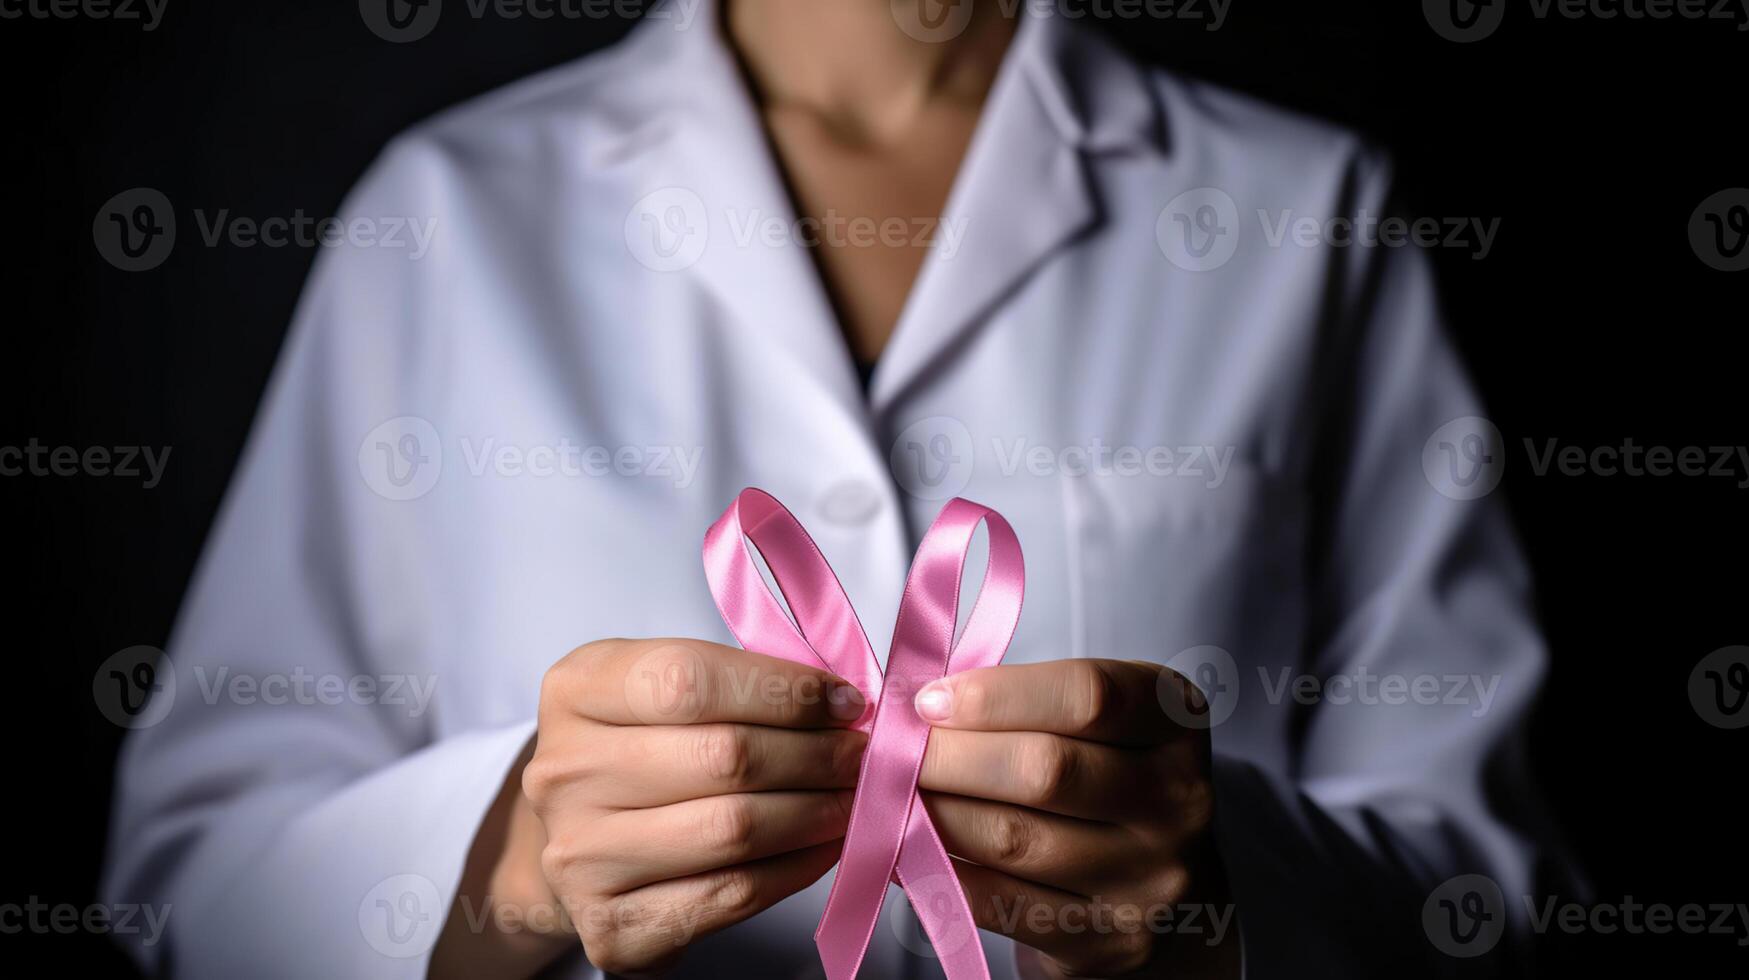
left=624, top=0, right=1165, bottom=417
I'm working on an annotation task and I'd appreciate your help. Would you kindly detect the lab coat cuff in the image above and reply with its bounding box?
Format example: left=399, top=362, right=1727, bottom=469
left=187, top=718, right=540, bottom=978
left=1209, top=753, right=1363, bottom=980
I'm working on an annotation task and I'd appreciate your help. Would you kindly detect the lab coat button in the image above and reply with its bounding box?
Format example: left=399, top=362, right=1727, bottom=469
left=819, top=481, right=883, bottom=526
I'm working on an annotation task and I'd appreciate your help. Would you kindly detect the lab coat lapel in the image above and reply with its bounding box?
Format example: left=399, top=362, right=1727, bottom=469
left=652, top=5, right=871, bottom=429
left=867, top=16, right=1095, bottom=413
left=869, top=13, right=1163, bottom=413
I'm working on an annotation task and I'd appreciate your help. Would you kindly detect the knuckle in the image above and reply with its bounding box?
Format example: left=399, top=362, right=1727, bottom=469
left=704, top=795, right=759, bottom=857
left=706, top=868, right=761, bottom=919
left=1068, top=661, right=1118, bottom=733
left=1171, top=775, right=1216, bottom=832
left=1022, top=736, right=1076, bottom=807
left=955, top=677, right=990, bottom=724
left=520, top=756, right=559, bottom=808
left=1103, top=928, right=1155, bottom=974
left=990, top=807, right=1037, bottom=867
left=829, top=788, right=855, bottom=826
left=583, top=935, right=634, bottom=977
left=696, top=725, right=754, bottom=785
left=537, top=839, right=588, bottom=887
left=828, top=730, right=865, bottom=783
left=635, top=642, right=712, bottom=721
left=1150, top=862, right=1193, bottom=905
left=521, top=748, right=600, bottom=812
left=537, top=662, right=571, bottom=713
left=542, top=639, right=619, bottom=709
left=581, top=895, right=653, bottom=973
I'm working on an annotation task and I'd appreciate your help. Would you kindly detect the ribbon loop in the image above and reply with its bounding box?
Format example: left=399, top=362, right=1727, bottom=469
left=702, top=488, right=1025, bottom=980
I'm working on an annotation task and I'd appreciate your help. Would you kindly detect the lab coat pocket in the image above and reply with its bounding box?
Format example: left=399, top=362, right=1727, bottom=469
left=1065, top=463, right=1308, bottom=677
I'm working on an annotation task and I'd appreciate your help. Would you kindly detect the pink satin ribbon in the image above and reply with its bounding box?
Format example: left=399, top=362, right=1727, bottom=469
left=702, top=487, right=1025, bottom=980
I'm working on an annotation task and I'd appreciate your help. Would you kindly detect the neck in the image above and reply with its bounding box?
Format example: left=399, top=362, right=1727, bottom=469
left=725, top=0, right=1019, bottom=143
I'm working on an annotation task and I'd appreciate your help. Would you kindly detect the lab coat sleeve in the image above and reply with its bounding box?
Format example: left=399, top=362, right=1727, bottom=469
left=100, top=136, right=538, bottom=977
left=1209, top=157, right=1570, bottom=978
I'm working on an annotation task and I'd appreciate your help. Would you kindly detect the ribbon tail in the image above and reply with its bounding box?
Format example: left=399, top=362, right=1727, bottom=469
left=893, top=796, right=992, bottom=980
left=813, top=798, right=989, bottom=980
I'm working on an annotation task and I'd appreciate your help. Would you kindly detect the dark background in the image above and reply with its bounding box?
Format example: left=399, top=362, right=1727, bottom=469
left=2, top=0, right=1743, bottom=974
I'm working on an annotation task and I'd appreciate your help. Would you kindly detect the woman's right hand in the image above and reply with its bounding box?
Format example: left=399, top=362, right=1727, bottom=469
left=521, top=637, right=868, bottom=976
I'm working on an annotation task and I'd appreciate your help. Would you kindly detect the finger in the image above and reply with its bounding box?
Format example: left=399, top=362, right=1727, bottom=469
left=921, top=792, right=1133, bottom=895
left=528, top=723, right=866, bottom=810
left=918, top=728, right=1140, bottom=820
left=549, top=638, right=868, bottom=729
left=582, top=839, right=842, bottom=976
left=584, top=791, right=853, bottom=893
left=954, top=859, right=1156, bottom=978
left=914, top=659, right=1180, bottom=745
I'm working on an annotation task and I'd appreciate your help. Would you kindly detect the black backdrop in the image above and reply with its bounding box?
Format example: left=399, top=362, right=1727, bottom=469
left=2, top=0, right=1744, bottom=974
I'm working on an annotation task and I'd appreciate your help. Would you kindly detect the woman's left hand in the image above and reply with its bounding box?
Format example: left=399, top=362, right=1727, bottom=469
left=915, top=658, right=1241, bottom=979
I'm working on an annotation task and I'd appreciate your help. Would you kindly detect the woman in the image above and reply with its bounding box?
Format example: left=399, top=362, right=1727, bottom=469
left=104, top=0, right=1560, bottom=977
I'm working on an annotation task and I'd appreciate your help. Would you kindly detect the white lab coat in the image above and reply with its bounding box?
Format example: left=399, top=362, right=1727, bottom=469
left=104, top=2, right=1560, bottom=977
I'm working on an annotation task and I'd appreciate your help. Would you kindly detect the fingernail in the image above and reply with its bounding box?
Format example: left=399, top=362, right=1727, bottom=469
left=915, top=682, right=952, bottom=722
left=829, top=683, right=867, bottom=721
